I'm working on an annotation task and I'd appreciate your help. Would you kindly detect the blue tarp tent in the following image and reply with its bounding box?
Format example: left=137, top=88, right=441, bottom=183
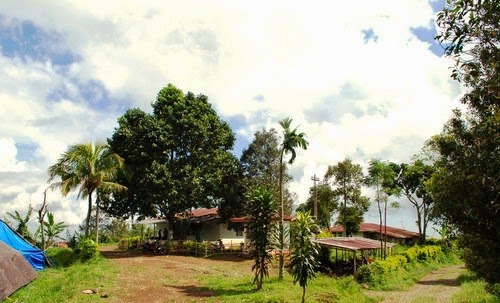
left=0, top=220, right=46, bottom=270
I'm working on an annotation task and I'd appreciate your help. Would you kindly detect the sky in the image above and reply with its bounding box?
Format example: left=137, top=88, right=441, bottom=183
left=0, top=0, right=463, bottom=235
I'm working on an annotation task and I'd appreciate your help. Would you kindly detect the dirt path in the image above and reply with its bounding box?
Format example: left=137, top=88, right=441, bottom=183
left=366, top=264, right=467, bottom=303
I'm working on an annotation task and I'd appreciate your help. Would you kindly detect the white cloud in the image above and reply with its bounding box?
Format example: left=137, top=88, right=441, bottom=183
left=0, top=1, right=463, bottom=232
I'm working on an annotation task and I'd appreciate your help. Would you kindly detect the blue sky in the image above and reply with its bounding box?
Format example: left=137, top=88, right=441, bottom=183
left=0, top=0, right=461, bottom=234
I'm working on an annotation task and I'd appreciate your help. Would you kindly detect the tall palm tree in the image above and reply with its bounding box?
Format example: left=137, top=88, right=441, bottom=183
left=48, top=142, right=126, bottom=243
left=278, top=117, right=308, bottom=280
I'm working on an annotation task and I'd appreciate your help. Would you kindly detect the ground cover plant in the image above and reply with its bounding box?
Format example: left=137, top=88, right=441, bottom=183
left=355, top=245, right=462, bottom=291
left=8, top=247, right=115, bottom=303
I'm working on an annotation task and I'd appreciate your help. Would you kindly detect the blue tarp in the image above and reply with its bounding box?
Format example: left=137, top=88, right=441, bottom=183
left=0, top=220, right=46, bottom=270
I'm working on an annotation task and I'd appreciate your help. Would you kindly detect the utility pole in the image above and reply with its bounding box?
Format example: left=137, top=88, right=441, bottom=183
left=311, top=174, right=320, bottom=223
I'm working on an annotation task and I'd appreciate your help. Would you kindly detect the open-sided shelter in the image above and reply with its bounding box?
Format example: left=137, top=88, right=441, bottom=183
left=0, top=220, right=46, bottom=270
left=0, top=240, right=38, bottom=300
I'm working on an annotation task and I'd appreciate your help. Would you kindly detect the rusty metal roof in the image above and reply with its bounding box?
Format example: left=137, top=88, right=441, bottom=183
left=314, top=237, right=396, bottom=251
left=330, top=223, right=420, bottom=239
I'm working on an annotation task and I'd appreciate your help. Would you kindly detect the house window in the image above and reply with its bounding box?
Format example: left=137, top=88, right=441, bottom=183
left=236, top=229, right=243, bottom=237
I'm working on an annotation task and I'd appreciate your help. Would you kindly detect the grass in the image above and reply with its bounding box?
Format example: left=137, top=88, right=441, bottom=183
left=197, top=267, right=377, bottom=303
left=451, top=272, right=500, bottom=303
left=7, top=248, right=116, bottom=303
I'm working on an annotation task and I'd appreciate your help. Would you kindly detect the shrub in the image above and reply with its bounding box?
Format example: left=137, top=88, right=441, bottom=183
left=117, top=236, right=141, bottom=250
left=183, top=240, right=196, bottom=254
left=78, top=239, right=100, bottom=260
left=46, top=247, right=77, bottom=267
left=371, top=255, right=407, bottom=275
left=354, top=264, right=373, bottom=284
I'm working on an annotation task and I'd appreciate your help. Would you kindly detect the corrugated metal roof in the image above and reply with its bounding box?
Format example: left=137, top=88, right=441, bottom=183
left=330, top=223, right=420, bottom=239
left=314, top=237, right=396, bottom=251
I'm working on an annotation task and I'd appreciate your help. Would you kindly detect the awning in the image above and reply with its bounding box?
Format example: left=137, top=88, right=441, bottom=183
left=314, top=237, right=396, bottom=252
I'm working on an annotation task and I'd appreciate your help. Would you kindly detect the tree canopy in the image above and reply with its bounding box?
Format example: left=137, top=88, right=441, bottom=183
left=325, top=159, right=370, bottom=236
left=108, top=84, right=242, bottom=220
left=240, top=128, right=295, bottom=215
left=48, top=142, right=125, bottom=241
left=432, top=0, right=499, bottom=290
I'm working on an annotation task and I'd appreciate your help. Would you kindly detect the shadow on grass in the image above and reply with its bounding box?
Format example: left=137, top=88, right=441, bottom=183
left=169, top=283, right=257, bottom=298
left=417, top=278, right=461, bottom=286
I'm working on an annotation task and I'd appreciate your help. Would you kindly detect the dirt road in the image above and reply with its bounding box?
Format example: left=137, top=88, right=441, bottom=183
left=366, top=264, right=466, bottom=303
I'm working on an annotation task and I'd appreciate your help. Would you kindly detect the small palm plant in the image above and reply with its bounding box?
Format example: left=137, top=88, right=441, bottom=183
left=290, top=211, right=320, bottom=303
left=247, top=187, right=277, bottom=290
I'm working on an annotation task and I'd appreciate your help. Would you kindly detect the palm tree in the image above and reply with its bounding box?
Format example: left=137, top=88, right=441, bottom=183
left=48, top=142, right=126, bottom=243
left=278, top=117, right=308, bottom=280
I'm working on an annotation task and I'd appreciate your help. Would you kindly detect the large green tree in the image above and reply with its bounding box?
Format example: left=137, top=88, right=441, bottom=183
left=277, top=117, right=308, bottom=280
left=247, top=187, right=277, bottom=290
left=48, top=142, right=126, bottom=242
left=240, top=128, right=295, bottom=215
left=325, top=159, right=370, bottom=236
left=108, top=84, right=242, bottom=221
left=431, top=0, right=499, bottom=289
left=296, top=182, right=337, bottom=229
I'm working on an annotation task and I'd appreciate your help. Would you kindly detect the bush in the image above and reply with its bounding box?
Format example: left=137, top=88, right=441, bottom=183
left=46, top=247, right=77, bottom=267
left=355, top=245, right=450, bottom=287
left=78, top=239, right=100, bottom=260
left=117, top=236, right=141, bottom=250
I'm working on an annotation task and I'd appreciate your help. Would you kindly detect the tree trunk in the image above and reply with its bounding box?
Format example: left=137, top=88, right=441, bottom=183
left=95, top=193, right=100, bottom=244
left=85, top=190, right=93, bottom=239
left=301, top=286, right=306, bottom=303
left=39, top=190, right=48, bottom=250
left=377, top=190, right=383, bottom=259
left=278, top=150, right=285, bottom=280
left=384, top=198, right=388, bottom=259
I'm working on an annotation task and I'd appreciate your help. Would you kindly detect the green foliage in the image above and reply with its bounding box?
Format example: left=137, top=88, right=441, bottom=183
left=240, top=127, right=295, bottom=216
left=355, top=245, right=451, bottom=289
left=48, top=142, right=126, bottom=242
left=278, top=117, right=308, bottom=280
left=247, top=187, right=277, bottom=290
left=7, top=206, right=34, bottom=242
left=45, top=247, right=77, bottom=267
left=432, top=0, right=500, bottom=291
left=36, top=212, right=67, bottom=248
left=107, top=84, right=242, bottom=221
left=289, top=211, right=320, bottom=303
left=392, top=159, right=434, bottom=243
left=78, top=239, right=100, bottom=260
left=297, top=182, right=338, bottom=229
left=325, top=158, right=370, bottom=236
left=117, top=236, right=141, bottom=250
left=9, top=257, right=116, bottom=303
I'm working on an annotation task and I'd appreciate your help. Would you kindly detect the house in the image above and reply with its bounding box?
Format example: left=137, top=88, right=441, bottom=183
left=138, top=208, right=245, bottom=249
left=329, top=222, right=420, bottom=245
left=138, top=208, right=294, bottom=252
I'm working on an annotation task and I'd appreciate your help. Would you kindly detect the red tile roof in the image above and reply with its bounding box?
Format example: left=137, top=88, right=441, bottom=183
left=329, top=222, right=419, bottom=239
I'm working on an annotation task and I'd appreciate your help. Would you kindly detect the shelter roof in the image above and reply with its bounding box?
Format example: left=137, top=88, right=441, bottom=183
left=229, top=214, right=293, bottom=223
left=329, top=222, right=420, bottom=239
left=137, top=218, right=169, bottom=225
left=314, top=237, right=396, bottom=251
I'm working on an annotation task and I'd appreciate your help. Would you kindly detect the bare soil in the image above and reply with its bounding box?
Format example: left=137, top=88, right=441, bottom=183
left=100, top=245, right=253, bottom=303
left=101, top=245, right=466, bottom=303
